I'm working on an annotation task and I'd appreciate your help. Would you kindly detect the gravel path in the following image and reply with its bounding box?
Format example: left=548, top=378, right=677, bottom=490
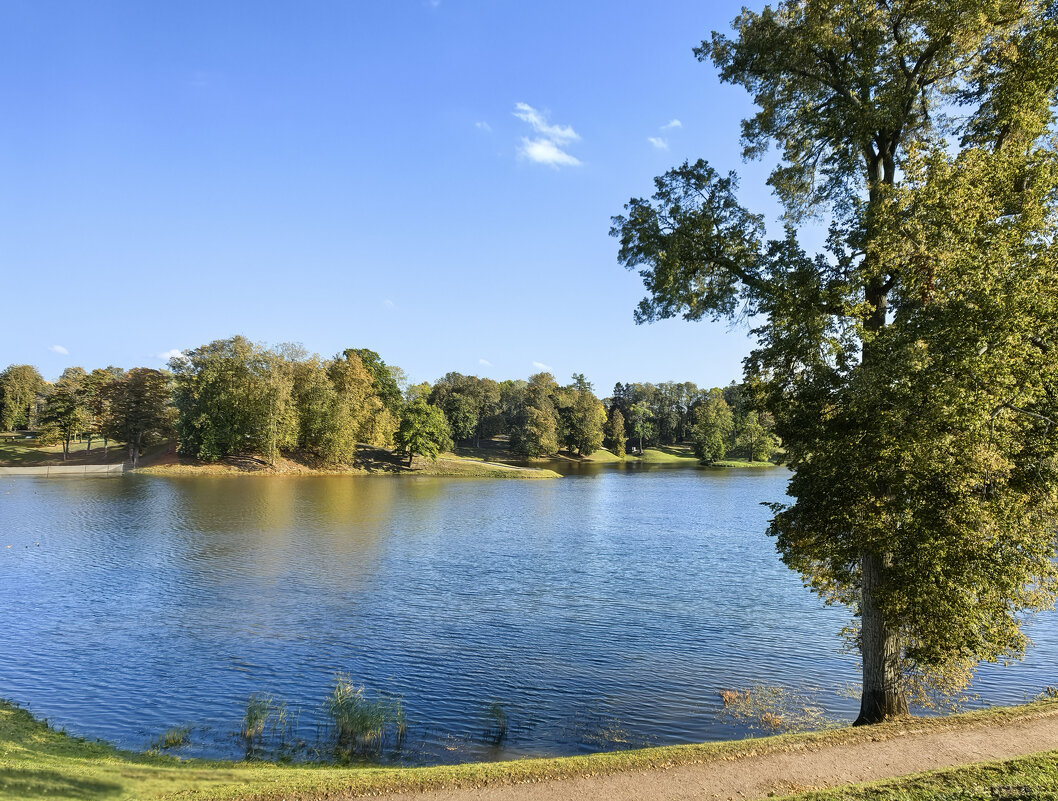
left=365, top=711, right=1058, bottom=801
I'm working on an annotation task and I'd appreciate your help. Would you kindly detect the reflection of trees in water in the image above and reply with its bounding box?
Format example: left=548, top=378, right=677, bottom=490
left=161, top=477, right=412, bottom=588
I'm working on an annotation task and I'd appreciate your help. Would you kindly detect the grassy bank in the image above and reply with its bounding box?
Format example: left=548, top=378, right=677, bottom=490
left=134, top=451, right=560, bottom=479
left=3, top=699, right=1056, bottom=801
left=0, top=433, right=130, bottom=466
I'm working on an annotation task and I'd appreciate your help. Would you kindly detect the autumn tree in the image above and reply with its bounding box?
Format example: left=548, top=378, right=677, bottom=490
left=510, top=372, right=560, bottom=457
left=39, top=368, right=88, bottom=460
left=613, top=1, right=1058, bottom=723
left=0, top=365, right=45, bottom=431
left=104, top=368, right=173, bottom=466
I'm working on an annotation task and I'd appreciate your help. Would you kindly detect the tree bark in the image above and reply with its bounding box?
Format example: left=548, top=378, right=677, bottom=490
left=855, top=551, right=907, bottom=724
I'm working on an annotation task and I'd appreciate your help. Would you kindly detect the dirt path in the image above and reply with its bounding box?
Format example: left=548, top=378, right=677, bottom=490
left=368, top=711, right=1058, bottom=801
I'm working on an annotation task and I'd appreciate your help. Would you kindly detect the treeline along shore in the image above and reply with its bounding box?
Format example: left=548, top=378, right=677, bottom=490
left=0, top=335, right=779, bottom=473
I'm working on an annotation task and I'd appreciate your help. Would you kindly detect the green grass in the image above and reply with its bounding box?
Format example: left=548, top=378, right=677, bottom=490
left=582, top=448, right=626, bottom=462
left=0, top=434, right=129, bottom=466
left=779, top=751, right=1058, bottom=800
left=709, top=458, right=779, bottom=468
left=637, top=445, right=699, bottom=462
left=3, top=698, right=1056, bottom=801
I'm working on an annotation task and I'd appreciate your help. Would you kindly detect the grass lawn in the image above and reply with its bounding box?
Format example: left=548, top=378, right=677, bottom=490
left=0, top=434, right=128, bottom=466
left=709, top=458, right=779, bottom=468
left=637, top=445, right=699, bottom=462
left=4, top=698, right=1056, bottom=801
left=779, top=750, right=1058, bottom=800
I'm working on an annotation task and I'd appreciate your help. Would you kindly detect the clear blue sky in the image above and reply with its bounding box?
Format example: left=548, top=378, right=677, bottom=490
left=1, top=0, right=792, bottom=392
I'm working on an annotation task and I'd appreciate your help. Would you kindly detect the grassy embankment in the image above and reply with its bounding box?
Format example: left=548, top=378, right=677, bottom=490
left=2, top=699, right=1057, bottom=801
left=583, top=443, right=776, bottom=467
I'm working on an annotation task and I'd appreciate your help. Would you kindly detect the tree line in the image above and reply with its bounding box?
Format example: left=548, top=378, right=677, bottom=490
left=0, top=336, right=777, bottom=466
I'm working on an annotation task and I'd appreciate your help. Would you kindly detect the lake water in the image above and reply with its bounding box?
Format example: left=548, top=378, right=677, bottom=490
left=1, top=465, right=1055, bottom=764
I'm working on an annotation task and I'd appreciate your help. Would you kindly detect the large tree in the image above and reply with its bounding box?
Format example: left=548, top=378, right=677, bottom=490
left=104, top=368, right=173, bottom=466
left=613, top=1, right=1058, bottom=723
left=395, top=399, right=453, bottom=466
left=0, top=364, right=45, bottom=431
left=39, top=369, right=88, bottom=460
left=692, top=388, right=734, bottom=464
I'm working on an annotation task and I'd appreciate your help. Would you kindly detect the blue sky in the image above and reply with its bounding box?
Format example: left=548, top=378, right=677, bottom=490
left=1, top=0, right=791, bottom=392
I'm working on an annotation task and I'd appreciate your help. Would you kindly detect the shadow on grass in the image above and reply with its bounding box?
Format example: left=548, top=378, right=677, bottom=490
left=0, top=768, right=124, bottom=800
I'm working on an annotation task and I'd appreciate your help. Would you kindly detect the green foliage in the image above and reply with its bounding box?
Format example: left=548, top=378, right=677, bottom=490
left=39, top=369, right=88, bottom=460
left=103, top=368, right=173, bottom=465
left=343, top=348, right=403, bottom=417
left=607, top=408, right=627, bottom=458
left=510, top=373, right=560, bottom=457
left=692, top=389, right=734, bottom=463
left=627, top=402, right=654, bottom=454
left=735, top=411, right=779, bottom=463
left=395, top=399, right=453, bottom=465
left=560, top=374, right=607, bottom=456
left=0, top=364, right=45, bottom=431
left=614, top=0, right=1058, bottom=718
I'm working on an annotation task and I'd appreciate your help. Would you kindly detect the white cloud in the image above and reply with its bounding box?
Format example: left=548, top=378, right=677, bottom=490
left=513, top=102, right=579, bottom=143
left=518, top=137, right=581, bottom=167
left=513, top=103, right=581, bottom=167
left=156, top=349, right=185, bottom=361
left=475, top=121, right=492, bottom=132
left=479, top=358, right=492, bottom=367
left=662, top=119, right=682, bottom=130
left=383, top=299, right=396, bottom=309
left=48, top=345, right=68, bottom=355
left=648, top=136, right=669, bottom=149
left=532, top=360, right=552, bottom=372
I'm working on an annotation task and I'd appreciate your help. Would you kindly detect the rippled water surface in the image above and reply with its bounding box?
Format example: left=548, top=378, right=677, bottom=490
left=1, top=466, right=1055, bottom=763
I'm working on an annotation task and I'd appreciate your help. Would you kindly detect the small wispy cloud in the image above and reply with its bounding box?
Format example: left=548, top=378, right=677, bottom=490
left=514, top=103, right=581, bottom=167
left=479, top=358, right=492, bottom=367
left=514, top=103, right=579, bottom=143
left=532, top=360, right=552, bottom=371
left=648, top=136, right=669, bottom=150
left=426, top=0, right=441, bottom=7
left=157, top=348, right=184, bottom=361
left=475, top=121, right=492, bottom=132
left=383, top=299, right=396, bottom=309
left=48, top=345, right=68, bottom=355
left=661, top=119, right=682, bottom=130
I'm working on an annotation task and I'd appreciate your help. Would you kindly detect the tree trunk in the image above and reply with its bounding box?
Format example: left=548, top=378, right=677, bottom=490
left=855, top=551, right=908, bottom=724
left=103, top=437, right=108, bottom=459
left=128, top=443, right=136, bottom=465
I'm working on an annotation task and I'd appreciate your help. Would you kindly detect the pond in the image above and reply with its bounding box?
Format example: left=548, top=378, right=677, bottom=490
left=1, top=465, right=1054, bottom=764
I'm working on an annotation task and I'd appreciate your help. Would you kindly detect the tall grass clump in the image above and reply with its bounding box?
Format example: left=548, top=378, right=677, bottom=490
left=324, top=674, right=406, bottom=757
left=241, top=693, right=298, bottom=759
left=151, top=724, right=191, bottom=751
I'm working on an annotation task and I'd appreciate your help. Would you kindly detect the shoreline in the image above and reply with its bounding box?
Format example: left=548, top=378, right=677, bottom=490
left=2, top=698, right=1056, bottom=801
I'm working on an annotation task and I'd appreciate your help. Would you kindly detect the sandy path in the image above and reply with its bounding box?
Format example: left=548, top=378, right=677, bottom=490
left=366, top=712, right=1058, bottom=801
